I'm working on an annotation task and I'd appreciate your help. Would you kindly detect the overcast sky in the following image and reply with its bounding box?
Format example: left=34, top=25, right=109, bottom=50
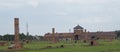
left=0, top=0, right=120, bottom=36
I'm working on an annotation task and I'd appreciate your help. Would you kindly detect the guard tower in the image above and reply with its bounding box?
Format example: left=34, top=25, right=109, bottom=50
left=74, top=25, right=84, bottom=40
left=74, top=25, right=84, bottom=35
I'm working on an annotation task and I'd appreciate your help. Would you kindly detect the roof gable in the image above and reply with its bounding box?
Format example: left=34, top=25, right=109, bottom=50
left=74, top=25, right=83, bottom=29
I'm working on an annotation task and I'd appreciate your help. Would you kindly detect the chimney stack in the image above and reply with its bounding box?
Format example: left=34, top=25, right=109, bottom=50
left=14, top=18, right=19, bottom=43
left=52, top=28, right=55, bottom=34
left=85, top=29, right=87, bottom=32
left=14, top=18, right=23, bottom=50
left=52, top=28, right=57, bottom=43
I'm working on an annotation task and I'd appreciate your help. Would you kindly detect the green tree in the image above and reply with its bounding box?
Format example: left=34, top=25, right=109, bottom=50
left=0, top=35, right=3, bottom=40
left=19, top=33, right=26, bottom=41
left=115, top=30, right=120, bottom=39
left=39, top=36, right=44, bottom=40
left=3, top=34, right=14, bottom=41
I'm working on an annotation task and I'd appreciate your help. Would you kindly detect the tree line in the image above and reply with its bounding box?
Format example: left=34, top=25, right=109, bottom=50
left=0, top=33, right=44, bottom=41
left=115, top=30, right=120, bottom=39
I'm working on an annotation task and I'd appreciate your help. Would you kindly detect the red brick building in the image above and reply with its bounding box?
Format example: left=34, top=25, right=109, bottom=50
left=44, top=25, right=116, bottom=41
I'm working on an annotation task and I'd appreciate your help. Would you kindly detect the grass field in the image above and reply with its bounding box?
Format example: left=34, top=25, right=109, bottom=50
left=0, top=40, right=120, bottom=52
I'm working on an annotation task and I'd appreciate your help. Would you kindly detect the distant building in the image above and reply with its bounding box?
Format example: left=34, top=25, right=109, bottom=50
left=44, top=25, right=116, bottom=41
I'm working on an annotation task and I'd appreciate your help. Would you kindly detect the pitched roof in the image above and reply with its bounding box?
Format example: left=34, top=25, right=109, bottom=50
left=89, top=32, right=116, bottom=36
left=74, top=25, right=83, bottom=29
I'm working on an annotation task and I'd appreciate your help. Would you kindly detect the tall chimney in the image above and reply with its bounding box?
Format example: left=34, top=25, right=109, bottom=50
left=14, top=18, right=19, bottom=43
left=52, top=28, right=56, bottom=43
left=85, top=29, right=87, bottom=32
left=52, top=28, right=55, bottom=34
left=14, top=18, right=23, bottom=50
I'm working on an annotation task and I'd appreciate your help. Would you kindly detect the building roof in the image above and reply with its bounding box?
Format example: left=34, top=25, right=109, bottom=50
left=74, top=25, right=83, bottom=29
left=89, top=32, right=116, bottom=36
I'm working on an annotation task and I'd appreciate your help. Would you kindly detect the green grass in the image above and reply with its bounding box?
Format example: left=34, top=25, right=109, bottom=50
left=0, top=40, right=120, bottom=52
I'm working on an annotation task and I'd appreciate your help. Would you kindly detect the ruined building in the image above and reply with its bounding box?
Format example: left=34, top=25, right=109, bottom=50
left=44, top=25, right=116, bottom=41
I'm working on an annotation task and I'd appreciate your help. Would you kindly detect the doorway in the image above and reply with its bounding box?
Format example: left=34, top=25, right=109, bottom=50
left=75, top=35, right=79, bottom=40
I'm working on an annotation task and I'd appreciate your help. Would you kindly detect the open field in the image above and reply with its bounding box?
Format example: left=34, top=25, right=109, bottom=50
left=0, top=40, right=120, bottom=52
